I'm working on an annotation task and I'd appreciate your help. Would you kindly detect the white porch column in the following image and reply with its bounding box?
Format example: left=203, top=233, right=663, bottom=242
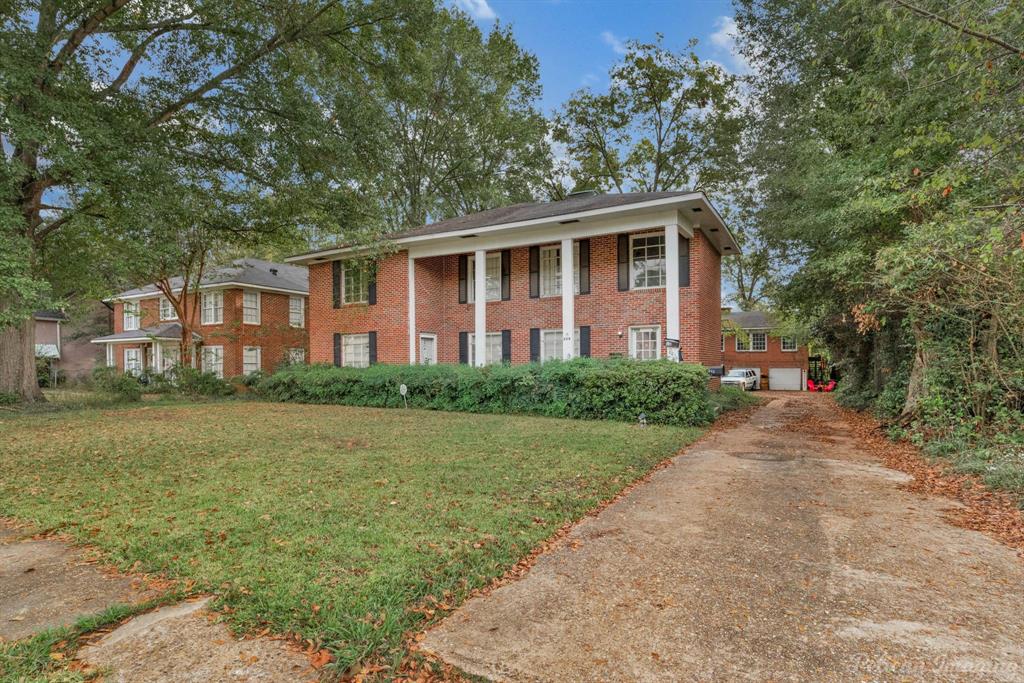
left=665, top=224, right=680, bottom=360
left=153, top=342, right=162, bottom=373
left=561, top=237, right=575, bottom=360
left=407, top=253, right=416, bottom=364
left=474, top=249, right=487, bottom=367
left=105, top=343, right=114, bottom=367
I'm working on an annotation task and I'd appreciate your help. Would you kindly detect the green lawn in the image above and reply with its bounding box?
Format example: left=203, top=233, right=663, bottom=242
left=0, top=401, right=701, bottom=674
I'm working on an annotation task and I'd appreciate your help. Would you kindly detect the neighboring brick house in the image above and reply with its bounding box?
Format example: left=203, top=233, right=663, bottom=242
left=34, top=304, right=110, bottom=382
left=722, top=309, right=809, bottom=390
left=91, top=259, right=309, bottom=378
left=287, top=191, right=737, bottom=376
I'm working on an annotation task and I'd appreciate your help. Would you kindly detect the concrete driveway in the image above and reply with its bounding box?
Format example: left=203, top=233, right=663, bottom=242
left=423, top=394, right=1024, bottom=682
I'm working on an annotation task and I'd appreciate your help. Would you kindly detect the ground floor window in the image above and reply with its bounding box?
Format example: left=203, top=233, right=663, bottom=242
left=419, top=334, right=437, bottom=365
left=343, top=334, right=370, bottom=368
left=202, top=345, right=224, bottom=378
left=124, top=348, right=142, bottom=375
left=540, top=328, right=580, bottom=362
left=629, top=326, right=661, bottom=360
left=468, top=332, right=503, bottom=366
left=287, top=348, right=306, bottom=364
left=243, top=346, right=261, bottom=375
left=160, top=343, right=180, bottom=373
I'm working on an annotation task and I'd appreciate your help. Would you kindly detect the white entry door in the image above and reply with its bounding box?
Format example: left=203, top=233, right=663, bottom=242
left=419, top=334, right=437, bottom=365
left=769, top=368, right=803, bottom=391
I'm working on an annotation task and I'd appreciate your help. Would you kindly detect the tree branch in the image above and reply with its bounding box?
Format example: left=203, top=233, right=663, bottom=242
left=49, top=0, right=134, bottom=77
left=891, top=0, right=1024, bottom=57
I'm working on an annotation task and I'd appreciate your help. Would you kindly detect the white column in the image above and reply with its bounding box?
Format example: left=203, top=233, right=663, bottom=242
left=106, top=343, right=114, bottom=367
left=153, top=342, right=162, bottom=373
left=561, top=238, right=575, bottom=360
left=665, top=224, right=680, bottom=360
left=474, top=249, right=487, bottom=367
left=407, top=253, right=416, bottom=364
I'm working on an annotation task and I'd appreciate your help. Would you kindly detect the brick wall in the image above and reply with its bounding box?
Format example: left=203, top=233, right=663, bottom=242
left=723, top=332, right=809, bottom=388
left=309, top=228, right=724, bottom=369
left=109, top=289, right=308, bottom=375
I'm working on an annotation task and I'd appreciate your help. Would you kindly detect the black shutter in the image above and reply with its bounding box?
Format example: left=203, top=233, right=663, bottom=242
left=580, top=326, right=591, bottom=357
left=367, top=269, right=377, bottom=305
left=680, top=237, right=690, bottom=288
left=458, top=331, right=468, bottom=364
left=368, top=331, right=377, bottom=364
left=332, top=261, right=341, bottom=308
left=501, top=329, right=511, bottom=364
left=458, top=255, right=468, bottom=304
left=528, top=246, right=544, bottom=296
left=501, top=250, right=511, bottom=300
left=617, top=234, right=629, bottom=291
left=578, top=239, right=590, bottom=294
left=529, top=328, right=540, bottom=362
left=333, top=333, right=341, bottom=366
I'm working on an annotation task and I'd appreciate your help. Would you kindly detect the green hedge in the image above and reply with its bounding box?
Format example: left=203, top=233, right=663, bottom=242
left=254, top=358, right=714, bottom=426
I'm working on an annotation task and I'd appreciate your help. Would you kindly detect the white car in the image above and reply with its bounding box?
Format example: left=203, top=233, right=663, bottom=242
left=721, top=368, right=759, bottom=391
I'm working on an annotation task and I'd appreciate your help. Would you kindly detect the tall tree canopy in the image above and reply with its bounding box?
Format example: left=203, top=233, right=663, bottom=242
left=551, top=35, right=742, bottom=195
left=0, top=0, right=551, bottom=400
left=734, top=1, right=1023, bottom=430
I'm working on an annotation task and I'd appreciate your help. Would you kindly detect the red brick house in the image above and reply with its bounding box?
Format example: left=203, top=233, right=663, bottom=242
left=287, top=192, right=737, bottom=374
left=91, top=259, right=309, bottom=378
left=722, top=309, right=809, bottom=390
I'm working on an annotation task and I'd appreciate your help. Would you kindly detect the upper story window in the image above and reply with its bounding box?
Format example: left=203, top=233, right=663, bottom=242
left=736, top=331, right=767, bottom=352
left=123, top=301, right=140, bottom=331
left=159, top=297, right=177, bottom=321
left=630, top=233, right=666, bottom=289
left=344, top=264, right=369, bottom=305
left=242, top=290, right=261, bottom=325
left=289, top=296, right=305, bottom=328
left=468, top=253, right=501, bottom=303
left=201, top=291, right=223, bottom=325
left=781, top=336, right=797, bottom=352
left=539, top=244, right=580, bottom=297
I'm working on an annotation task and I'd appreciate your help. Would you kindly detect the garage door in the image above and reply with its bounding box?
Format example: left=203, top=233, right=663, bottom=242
left=769, top=368, right=803, bottom=391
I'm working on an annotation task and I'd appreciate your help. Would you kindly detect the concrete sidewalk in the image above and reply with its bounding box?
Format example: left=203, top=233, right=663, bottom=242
left=422, top=395, right=1024, bottom=682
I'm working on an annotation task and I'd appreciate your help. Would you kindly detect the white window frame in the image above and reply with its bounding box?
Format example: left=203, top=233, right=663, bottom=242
left=201, top=291, right=223, bottom=325
left=628, top=325, right=661, bottom=361
left=467, top=253, right=501, bottom=303
left=781, top=336, right=798, bottom=352
left=342, top=333, right=370, bottom=368
left=242, top=290, right=261, bottom=325
left=539, top=243, right=581, bottom=298
left=736, top=330, right=767, bottom=352
left=287, top=347, right=306, bottom=364
left=123, top=347, right=142, bottom=375
left=289, top=296, right=305, bottom=328
left=343, top=263, right=369, bottom=305
left=123, top=301, right=140, bottom=331
left=629, top=232, right=667, bottom=290
left=721, top=334, right=725, bottom=352
left=540, top=328, right=580, bottom=362
left=419, top=333, right=437, bottom=365
left=468, top=332, right=503, bottom=366
left=159, top=297, right=177, bottom=321
left=242, top=346, right=262, bottom=375
left=201, top=345, right=224, bottom=378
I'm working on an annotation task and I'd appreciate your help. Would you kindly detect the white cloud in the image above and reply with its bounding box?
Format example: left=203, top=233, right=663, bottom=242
left=709, top=16, right=750, bottom=75
left=455, top=0, right=496, bottom=20
left=600, top=30, right=627, bottom=55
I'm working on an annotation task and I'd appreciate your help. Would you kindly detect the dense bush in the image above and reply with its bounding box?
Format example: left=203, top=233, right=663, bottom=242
left=255, top=359, right=715, bottom=426
left=91, top=367, right=142, bottom=401
left=709, top=386, right=761, bottom=414
left=154, top=367, right=235, bottom=397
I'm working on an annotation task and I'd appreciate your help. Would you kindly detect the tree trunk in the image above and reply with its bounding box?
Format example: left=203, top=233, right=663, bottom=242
left=0, top=314, right=44, bottom=402
left=899, top=320, right=929, bottom=424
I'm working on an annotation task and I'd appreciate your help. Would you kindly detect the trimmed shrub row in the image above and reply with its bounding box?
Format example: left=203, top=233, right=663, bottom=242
left=254, top=358, right=715, bottom=426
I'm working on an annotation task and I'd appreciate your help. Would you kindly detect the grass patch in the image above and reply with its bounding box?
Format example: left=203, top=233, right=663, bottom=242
left=0, top=401, right=701, bottom=675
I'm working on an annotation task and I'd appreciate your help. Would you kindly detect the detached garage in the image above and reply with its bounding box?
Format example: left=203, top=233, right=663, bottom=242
left=722, top=309, right=810, bottom=391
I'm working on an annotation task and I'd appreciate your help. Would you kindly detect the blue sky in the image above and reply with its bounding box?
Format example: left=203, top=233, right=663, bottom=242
left=453, top=0, right=746, bottom=112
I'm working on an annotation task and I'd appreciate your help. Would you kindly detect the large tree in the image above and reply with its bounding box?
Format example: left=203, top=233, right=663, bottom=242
left=551, top=35, right=742, bottom=195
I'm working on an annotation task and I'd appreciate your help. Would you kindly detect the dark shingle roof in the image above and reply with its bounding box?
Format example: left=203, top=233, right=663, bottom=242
left=113, top=259, right=308, bottom=299
left=91, top=323, right=201, bottom=343
left=392, top=191, right=694, bottom=240
left=33, top=310, right=67, bottom=321
left=723, top=310, right=775, bottom=329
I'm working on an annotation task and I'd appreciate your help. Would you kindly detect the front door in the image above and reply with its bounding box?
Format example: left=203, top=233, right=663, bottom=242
left=419, top=334, right=437, bottom=365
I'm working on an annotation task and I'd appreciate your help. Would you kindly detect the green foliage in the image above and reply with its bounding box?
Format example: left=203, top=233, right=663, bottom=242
left=150, top=367, right=235, bottom=398
left=256, top=359, right=715, bottom=426
left=0, top=391, right=18, bottom=406
left=709, top=386, right=761, bottom=414
left=551, top=35, right=741, bottom=195
left=90, top=367, right=142, bottom=402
